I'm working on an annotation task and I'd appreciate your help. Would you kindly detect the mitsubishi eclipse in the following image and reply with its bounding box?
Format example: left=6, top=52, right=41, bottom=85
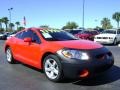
left=4, top=28, right=114, bottom=82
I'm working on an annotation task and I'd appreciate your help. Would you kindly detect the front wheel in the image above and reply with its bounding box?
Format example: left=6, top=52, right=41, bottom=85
left=6, top=48, right=15, bottom=64
left=43, top=55, right=64, bottom=82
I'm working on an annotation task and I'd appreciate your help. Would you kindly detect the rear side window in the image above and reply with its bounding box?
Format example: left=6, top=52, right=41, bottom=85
left=15, top=32, right=22, bottom=38
left=21, top=30, right=33, bottom=39
left=15, top=31, right=32, bottom=39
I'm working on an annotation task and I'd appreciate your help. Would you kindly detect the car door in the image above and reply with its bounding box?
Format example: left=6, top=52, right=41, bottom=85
left=22, top=30, right=42, bottom=67
left=15, top=30, right=42, bottom=67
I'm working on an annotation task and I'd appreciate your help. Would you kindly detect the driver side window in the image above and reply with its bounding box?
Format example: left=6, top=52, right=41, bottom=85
left=15, top=30, right=41, bottom=44
left=32, top=31, right=41, bottom=44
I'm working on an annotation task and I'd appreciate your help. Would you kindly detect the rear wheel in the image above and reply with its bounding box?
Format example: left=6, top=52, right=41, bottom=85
left=43, top=54, right=64, bottom=82
left=6, top=47, right=15, bottom=64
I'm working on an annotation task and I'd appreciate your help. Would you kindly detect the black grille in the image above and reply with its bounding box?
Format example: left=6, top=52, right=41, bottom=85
left=96, top=52, right=112, bottom=60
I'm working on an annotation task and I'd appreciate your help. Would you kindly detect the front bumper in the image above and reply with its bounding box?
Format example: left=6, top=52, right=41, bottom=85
left=57, top=47, right=114, bottom=79
left=94, top=39, right=114, bottom=44
left=0, top=36, right=7, bottom=40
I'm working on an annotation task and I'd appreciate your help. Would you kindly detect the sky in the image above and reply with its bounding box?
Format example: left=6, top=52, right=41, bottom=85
left=0, top=0, right=120, bottom=29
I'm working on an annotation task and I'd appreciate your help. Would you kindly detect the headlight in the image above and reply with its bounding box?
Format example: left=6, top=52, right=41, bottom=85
left=57, top=49, right=89, bottom=60
left=94, top=37, right=97, bottom=39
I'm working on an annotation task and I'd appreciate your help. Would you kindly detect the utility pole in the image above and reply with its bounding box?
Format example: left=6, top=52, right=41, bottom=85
left=82, top=0, right=85, bottom=30
left=8, top=8, right=13, bottom=24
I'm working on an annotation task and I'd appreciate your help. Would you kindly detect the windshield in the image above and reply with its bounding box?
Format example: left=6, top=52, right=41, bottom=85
left=69, top=30, right=82, bottom=34
left=102, top=30, right=116, bottom=34
left=39, top=29, right=78, bottom=41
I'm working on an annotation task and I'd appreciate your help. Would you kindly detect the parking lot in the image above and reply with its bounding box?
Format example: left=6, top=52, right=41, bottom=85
left=0, top=40, right=120, bottom=90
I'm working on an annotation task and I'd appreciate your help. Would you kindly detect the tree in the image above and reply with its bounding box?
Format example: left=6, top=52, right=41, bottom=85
left=9, top=23, right=14, bottom=30
left=2, top=17, right=9, bottom=31
left=15, top=22, right=20, bottom=30
left=0, top=18, right=3, bottom=29
left=112, top=12, right=120, bottom=28
left=62, top=22, right=78, bottom=30
left=17, top=26, right=25, bottom=31
left=40, top=25, right=49, bottom=29
left=0, top=28, right=4, bottom=33
left=101, top=18, right=113, bottom=29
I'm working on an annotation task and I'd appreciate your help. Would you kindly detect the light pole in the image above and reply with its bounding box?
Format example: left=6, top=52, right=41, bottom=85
left=8, top=8, right=13, bottom=24
left=82, top=0, right=85, bottom=30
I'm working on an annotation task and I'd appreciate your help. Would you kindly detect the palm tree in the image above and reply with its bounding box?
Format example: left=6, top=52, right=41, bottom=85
left=2, top=17, right=9, bottom=31
left=9, top=23, right=15, bottom=30
left=15, top=21, right=20, bottom=30
left=40, top=25, right=49, bottom=29
left=101, top=18, right=112, bottom=29
left=0, top=18, right=3, bottom=29
left=112, top=12, right=120, bottom=28
left=62, top=21, right=78, bottom=29
left=17, top=26, right=25, bottom=31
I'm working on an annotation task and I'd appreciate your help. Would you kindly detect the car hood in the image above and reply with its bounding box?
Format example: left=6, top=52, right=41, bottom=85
left=50, top=40, right=103, bottom=50
left=95, top=34, right=116, bottom=37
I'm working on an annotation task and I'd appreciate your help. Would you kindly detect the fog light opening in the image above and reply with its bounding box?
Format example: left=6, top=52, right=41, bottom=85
left=79, top=69, right=89, bottom=78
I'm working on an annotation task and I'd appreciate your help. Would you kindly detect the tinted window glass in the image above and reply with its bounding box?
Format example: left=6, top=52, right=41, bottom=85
left=102, top=30, right=116, bottom=34
left=81, top=31, right=92, bottom=34
left=69, top=30, right=82, bottom=34
left=32, top=32, right=40, bottom=44
left=15, top=32, right=23, bottom=38
left=15, top=30, right=40, bottom=44
left=118, top=31, right=120, bottom=34
left=20, top=30, right=33, bottom=39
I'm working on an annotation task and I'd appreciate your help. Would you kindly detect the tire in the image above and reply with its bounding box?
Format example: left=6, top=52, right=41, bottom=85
left=6, top=47, right=15, bottom=64
left=43, top=54, right=64, bottom=82
left=113, top=38, right=117, bottom=45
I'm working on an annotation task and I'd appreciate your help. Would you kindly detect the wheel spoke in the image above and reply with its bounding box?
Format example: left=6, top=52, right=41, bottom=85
left=52, top=60, right=56, bottom=66
left=49, top=71, right=54, bottom=78
left=45, top=67, right=51, bottom=72
left=46, top=60, right=52, bottom=66
left=53, top=68, right=58, bottom=75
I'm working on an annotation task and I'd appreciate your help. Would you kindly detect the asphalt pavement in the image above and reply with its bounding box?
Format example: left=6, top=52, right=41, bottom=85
left=0, top=40, right=120, bottom=90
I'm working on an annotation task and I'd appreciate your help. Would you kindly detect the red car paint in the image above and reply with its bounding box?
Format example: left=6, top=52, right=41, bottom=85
left=75, top=30, right=99, bottom=40
left=4, top=28, right=102, bottom=69
left=4, top=28, right=114, bottom=82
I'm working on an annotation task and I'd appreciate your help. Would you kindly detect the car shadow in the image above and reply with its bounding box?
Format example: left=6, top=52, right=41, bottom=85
left=72, top=65, right=120, bottom=86
left=103, top=44, right=118, bottom=46
left=18, top=62, right=120, bottom=85
left=19, top=63, right=44, bottom=73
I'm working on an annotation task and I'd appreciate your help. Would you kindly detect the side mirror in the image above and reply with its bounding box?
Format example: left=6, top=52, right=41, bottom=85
left=24, top=37, right=32, bottom=42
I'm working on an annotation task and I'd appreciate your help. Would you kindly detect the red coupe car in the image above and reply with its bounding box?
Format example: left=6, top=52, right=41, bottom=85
left=75, top=30, right=99, bottom=40
left=4, top=28, right=114, bottom=82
